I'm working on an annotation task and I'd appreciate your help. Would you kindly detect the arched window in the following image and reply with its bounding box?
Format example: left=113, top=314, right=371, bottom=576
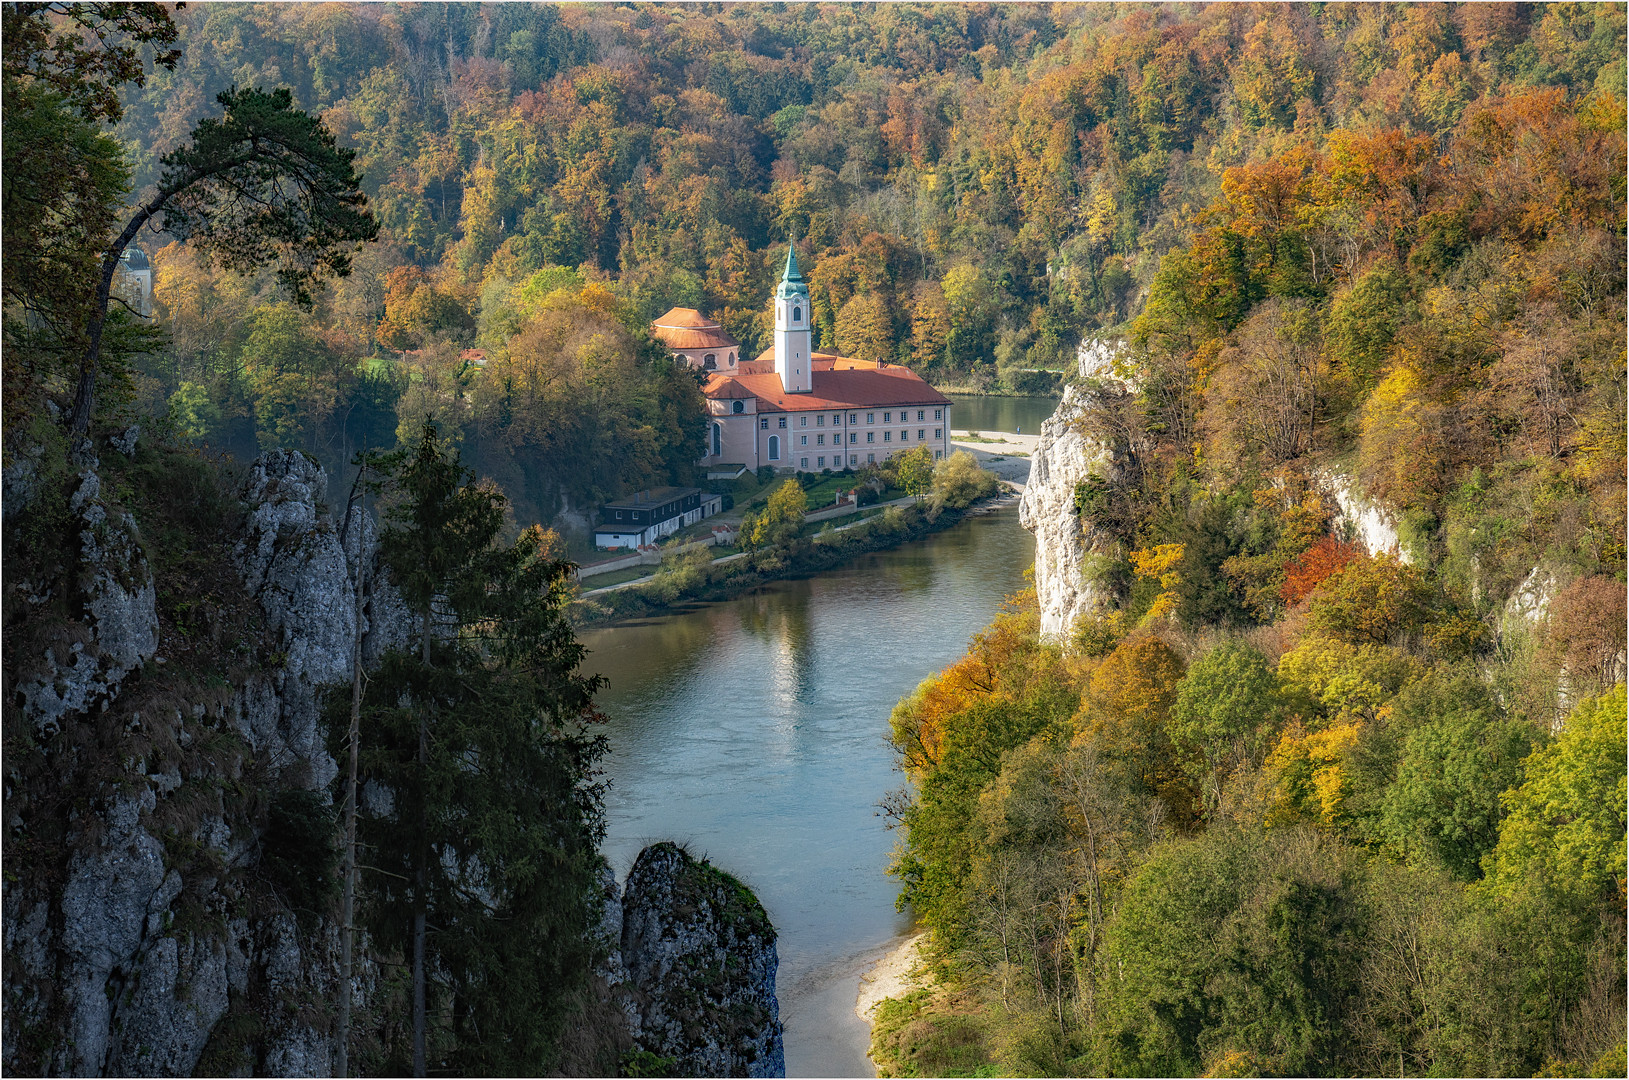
left=792, top=305, right=801, bottom=323
left=711, top=422, right=722, bottom=457
left=704, top=354, right=717, bottom=369
left=768, top=435, right=780, bottom=461
left=732, top=399, right=745, bottom=414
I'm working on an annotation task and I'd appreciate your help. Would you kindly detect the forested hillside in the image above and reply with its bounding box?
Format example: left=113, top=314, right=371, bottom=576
left=3, top=3, right=1626, bottom=1077
left=830, top=4, right=1626, bottom=1077
left=82, top=2, right=1624, bottom=530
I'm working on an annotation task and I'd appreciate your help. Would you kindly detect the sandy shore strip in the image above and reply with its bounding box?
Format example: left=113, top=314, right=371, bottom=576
left=855, top=930, right=934, bottom=1021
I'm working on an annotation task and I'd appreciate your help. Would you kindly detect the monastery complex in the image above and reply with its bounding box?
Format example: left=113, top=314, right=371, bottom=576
left=651, top=243, right=952, bottom=476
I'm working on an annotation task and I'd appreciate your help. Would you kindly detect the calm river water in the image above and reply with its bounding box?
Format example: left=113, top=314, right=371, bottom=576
left=581, top=503, right=1038, bottom=1077
left=945, top=392, right=1062, bottom=436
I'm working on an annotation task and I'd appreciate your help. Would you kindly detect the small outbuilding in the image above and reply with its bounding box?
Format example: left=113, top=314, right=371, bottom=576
left=595, top=486, right=723, bottom=550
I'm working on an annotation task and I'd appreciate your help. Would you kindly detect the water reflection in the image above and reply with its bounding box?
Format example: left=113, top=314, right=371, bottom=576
left=580, top=507, right=1036, bottom=1076
left=945, top=393, right=1061, bottom=435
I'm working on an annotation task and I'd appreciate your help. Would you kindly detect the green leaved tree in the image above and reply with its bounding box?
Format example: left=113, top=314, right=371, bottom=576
left=896, top=445, right=936, bottom=497
left=743, top=477, right=807, bottom=551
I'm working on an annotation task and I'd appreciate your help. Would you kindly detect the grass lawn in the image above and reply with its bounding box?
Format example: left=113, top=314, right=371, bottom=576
left=577, top=565, right=653, bottom=590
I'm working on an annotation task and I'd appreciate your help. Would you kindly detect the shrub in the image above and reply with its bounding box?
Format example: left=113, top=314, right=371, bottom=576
left=931, top=450, right=997, bottom=509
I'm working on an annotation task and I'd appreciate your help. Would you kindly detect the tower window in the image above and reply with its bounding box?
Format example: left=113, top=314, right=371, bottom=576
left=793, top=305, right=801, bottom=322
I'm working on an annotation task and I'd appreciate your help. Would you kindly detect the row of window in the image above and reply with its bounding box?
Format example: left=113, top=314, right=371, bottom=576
left=797, top=408, right=942, bottom=427
left=759, top=407, right=946, bottom=430
left=711, top=420, right=947, bottom=460
left=800, top=450, right=944, bottom=469
left=798, top=429, right=942, bottom=446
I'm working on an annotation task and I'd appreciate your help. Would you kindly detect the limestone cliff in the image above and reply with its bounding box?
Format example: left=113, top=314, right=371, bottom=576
left=3, top=442, right=783, bottom=1077
left=1314, top=466, right=1409, bottom=562
left=1019, top=339, right=1127, bottom=640
left=3, top=444, right=394, bottom=1077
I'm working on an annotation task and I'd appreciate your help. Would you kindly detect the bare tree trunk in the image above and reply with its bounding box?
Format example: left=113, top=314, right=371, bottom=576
left=336, top=464, right=369, bottom=1077
left=412, top=608, right=431, bottom=1077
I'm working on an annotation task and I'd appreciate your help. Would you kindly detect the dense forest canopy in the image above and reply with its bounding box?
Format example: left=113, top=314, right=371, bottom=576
left=59, top=1, right=1617, bottom=535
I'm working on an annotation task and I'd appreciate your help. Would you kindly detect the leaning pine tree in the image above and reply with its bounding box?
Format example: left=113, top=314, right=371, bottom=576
left=350, top=421, right=607, bottom=1076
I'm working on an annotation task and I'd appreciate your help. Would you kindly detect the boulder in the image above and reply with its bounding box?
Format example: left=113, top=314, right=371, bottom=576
left=621, top=843, right=784, bottom=1078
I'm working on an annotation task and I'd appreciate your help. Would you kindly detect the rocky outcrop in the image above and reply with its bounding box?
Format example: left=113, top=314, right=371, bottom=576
left=16, top=467, right=159, bottom=738
left=3, top=450, right=401, bottom=1077
left=1316, top=468, right=1409, bottom=562
left=233, top=450, right=410, bottom=788
left=618, top=843, right=784, bottom=1078
left=1020, top=339, right=1127, bottom=640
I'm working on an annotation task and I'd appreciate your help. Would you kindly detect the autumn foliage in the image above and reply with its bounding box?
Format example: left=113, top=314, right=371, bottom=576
left=1280, top=536, right=1361, bottom=607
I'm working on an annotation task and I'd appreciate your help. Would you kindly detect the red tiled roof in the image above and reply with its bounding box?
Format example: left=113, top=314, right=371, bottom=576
left=652, top=307, right=738, bottom=351
left=706, top=377, right=756, bottom=399
left=705, top=357, right=950, bottom=411
left=654, top=326, right=738, bottom=350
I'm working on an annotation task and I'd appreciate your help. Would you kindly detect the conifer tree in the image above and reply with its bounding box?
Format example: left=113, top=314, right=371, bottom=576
left=67, top=86, right=377, bottom=433
left=354, top=421, right=606, bottom=1076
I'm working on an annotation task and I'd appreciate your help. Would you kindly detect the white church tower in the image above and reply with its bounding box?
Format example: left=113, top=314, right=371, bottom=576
left=773, top=240, right=813, bottom=394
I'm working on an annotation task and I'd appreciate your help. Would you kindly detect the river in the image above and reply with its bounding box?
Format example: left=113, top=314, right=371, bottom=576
left=945, top=392, right=1061, bottom=437
left=580, top=502, right=1039, bottom=1076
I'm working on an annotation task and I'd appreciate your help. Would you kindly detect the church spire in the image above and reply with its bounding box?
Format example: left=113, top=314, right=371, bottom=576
left=776, top=237, right=809, bottom=299
left=773, top=235, right=812, bottom=392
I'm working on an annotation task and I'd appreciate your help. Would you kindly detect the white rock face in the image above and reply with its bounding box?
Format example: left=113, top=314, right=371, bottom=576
left=1317, top=468, right=1408, bottom=562
left=1503, top=563, right=1562, bottom=628
left=1019, top=339, right=1125, bottom=641
left=56, top=789, right=169, bottom=1076
left=235, top=452, right=354, bottom=789
left=106, top=933, right=230, bottom=1076
left=233, top=451, right=408, bottom=789
left=18, top=469, right=159, bottom=737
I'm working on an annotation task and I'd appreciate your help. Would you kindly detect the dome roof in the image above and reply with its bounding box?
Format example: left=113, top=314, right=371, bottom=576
left=653, top=307, right=717, bottom=330
left=652, top=307, right=737, bottom=350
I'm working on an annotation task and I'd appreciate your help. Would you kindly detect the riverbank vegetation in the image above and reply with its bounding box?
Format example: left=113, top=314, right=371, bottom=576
left=876, top=576, right=1625, bottom=1077
left=573, top=450, right=999, bottom=626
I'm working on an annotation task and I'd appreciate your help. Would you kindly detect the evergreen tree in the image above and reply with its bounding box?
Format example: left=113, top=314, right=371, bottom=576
left=352, top=421, right=606, bottom=1076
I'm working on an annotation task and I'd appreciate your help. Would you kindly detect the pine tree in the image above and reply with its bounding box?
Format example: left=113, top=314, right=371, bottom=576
left=354, top=421, right=606, bottom=1076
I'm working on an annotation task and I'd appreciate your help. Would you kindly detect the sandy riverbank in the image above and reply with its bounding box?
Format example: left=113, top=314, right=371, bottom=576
left=855, top=930, right=934, bottom=1021
left=951, top=429, right=1039, bottom=486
